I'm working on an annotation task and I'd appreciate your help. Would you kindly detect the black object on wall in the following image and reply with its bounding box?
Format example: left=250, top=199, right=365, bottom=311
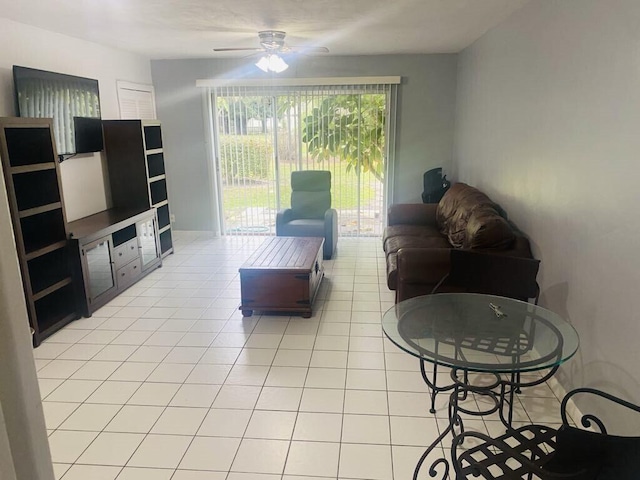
left=422, top=167, right=451, bottom=203
left=74, top=117, right=104, bottom=154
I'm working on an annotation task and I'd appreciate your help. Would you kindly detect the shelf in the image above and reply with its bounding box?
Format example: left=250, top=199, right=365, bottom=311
left=159, top=224, right=171, bottom=234
left=28, top=247, right=72, bottom=295
left=21, top=209, right=67, bottom=255
left=146, top=151, right=165, bottom=178
left=159, top=228, right=173, bottom=255
left=5, top=127, right=56, bottom=167
left=10, top=163, right=56, bottom=174
left=19, top=202, right=62, bottom=219
left=143, top=125, right=163, bottom=150
left=37, top=312, right=77, bottom=340
left=1, top=118, right=78, bottom=347
left=148, top=174, right=166, bottom=183
left=13, top=168, right=62, bottom=211
left=32, top=277, right=73, bottom=302
left=157, top=204, right=171, bottom=230
left=25, top=240, right=68, bottom=261
left=34, top=283, right=77, bottom=333
left=150, top=178, right=168, bottom=205
left=145, top=148, right=163, bottom=156
left=112, top=224, right=137, bottom=247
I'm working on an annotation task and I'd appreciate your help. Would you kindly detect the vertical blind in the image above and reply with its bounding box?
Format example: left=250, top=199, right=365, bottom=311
left=206, top=79, right=398, bottom=237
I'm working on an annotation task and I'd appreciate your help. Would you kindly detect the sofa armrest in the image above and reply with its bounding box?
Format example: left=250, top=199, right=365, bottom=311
left=388, top=203, right=438, bottom=227
left=396, top=248, right=452, bottom=302
left=276, top=208, right=294, bottom=235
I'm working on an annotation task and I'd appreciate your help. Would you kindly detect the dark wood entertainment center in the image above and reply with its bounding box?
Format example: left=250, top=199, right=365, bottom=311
left=68, top=208, right=162, bottom=317
left=102, top=120, right=174, bottom=257
left=0, top=117, right=174, bottom=346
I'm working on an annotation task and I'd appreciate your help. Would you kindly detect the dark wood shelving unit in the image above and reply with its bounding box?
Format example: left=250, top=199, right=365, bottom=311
left=0, top=117, right=79, bottom=346
left=102, top=120, right=174, bottom=257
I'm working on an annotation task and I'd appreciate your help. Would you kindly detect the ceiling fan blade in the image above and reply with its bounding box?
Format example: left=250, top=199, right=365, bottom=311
left=213, top=31, right=329, bottom=56
left=286, top=46, right=330, bottom=54
left=213, top=47, right=264, bottom=52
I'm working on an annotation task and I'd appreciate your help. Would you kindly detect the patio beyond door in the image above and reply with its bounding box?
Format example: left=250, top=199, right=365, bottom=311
left=210, top=83, right=395, bottom=237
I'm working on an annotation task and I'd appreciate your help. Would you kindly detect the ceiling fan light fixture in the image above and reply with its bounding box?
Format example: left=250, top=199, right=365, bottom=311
left=259, top=30, right=286, bottom=50
left=269, top=54, right=288, bottom=73
left=255, top=56, right=270, bottom=72
left=255, top=53, right=288, bottom=73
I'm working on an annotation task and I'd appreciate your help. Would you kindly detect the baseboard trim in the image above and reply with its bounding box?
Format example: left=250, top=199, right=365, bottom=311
left=546, top=375, right=585, bottom=428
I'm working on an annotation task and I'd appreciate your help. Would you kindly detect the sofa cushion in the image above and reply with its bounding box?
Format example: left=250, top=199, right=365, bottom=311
left=291, top=191, right=331, bottom=219
left=383, top=224, right=444, bottom=249
left=290, top=171, right=332, bottom=219
left=278, top=219, right=325, bottom=237
left=291, top=170, right=331, bottom=191
left=464, top=206, right=515, bottom=249
left=437, top=183, right=514, bottom=249
left=386, top=253, right=398, bottom=290
left=436, top=183, right=492, bottom=229
left=384, top=235, right=452, bottom=255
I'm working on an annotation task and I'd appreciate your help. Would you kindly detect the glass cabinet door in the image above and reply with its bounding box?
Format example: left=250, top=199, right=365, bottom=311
left=84, top=237, right=116, bottom=301
left=137, top=216, right=160, bottom=270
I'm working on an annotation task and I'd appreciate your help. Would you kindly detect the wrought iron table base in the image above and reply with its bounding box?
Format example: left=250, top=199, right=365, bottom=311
left=413, top=363, right=559, bottom=480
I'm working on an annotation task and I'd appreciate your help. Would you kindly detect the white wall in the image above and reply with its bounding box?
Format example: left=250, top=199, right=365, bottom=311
left=0, top=17, right=152, bottom=221
left=150, top=55, right=458, bottom=230
left=454, top=0, right=640, bottom=406
left=0, top=18, right=151, bottom=479
left=0, top=403, right=18, bottom=480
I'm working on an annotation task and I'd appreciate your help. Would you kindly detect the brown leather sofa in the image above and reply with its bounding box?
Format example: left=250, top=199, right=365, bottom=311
left=383, top=182, right=534, bottom=302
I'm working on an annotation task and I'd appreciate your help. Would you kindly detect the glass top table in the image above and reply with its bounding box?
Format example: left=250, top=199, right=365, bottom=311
left=382, top=293, right=580, bottom=374
left=382, top=293, right=580, bottom=480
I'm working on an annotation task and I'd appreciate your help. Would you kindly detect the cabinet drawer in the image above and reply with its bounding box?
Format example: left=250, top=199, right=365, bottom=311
left=114, top=239, right=139, bottom=270
left=116, top=258, right=142, bottom=289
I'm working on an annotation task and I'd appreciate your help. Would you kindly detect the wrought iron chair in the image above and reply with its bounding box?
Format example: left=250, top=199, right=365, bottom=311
left=453, top=388, right=640, bottom=479
left=425, top=249, right=541, bottom=413
left=275, top=170, right=338, bottom=259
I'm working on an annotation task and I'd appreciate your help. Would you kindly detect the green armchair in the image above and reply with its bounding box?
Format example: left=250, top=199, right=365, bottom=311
left=276, top=170, right=338, bottom=259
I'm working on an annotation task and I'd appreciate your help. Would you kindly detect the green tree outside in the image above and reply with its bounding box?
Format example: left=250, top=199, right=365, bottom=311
left=301, top=94, right=386, bottom=182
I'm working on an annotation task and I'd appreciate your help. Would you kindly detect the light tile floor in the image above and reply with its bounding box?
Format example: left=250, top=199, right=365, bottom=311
left=34, top=233, right=565, bottom=480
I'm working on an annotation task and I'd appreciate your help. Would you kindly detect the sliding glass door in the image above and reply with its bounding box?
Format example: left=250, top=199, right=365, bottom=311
left=210, top=82, right=396, bottom=237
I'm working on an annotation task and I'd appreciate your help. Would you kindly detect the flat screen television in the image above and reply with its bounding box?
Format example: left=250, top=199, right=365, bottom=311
left=13, top=66, right=103, bottom=157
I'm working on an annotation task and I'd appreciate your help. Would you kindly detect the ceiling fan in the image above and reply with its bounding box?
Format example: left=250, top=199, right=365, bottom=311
left=213, top=30, right=330, bottom=55
left=213, top=31, right=328, bottom=72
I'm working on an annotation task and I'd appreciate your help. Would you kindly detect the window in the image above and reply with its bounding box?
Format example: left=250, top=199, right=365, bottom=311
left=200, top=78, right=399, bottom=236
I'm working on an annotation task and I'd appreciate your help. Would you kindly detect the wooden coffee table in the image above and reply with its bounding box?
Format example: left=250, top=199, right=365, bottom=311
left=239, top=236, right=324, bottom=318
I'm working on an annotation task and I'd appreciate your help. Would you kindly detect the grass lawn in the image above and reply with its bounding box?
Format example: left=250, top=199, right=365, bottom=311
left=222, top=161, right=382, bottom=215
left=217, top=132, right=385, bottom=235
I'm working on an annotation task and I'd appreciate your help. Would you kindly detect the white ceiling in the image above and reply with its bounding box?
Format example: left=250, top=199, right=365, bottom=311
left=0, top=0, right=530, bottom=59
